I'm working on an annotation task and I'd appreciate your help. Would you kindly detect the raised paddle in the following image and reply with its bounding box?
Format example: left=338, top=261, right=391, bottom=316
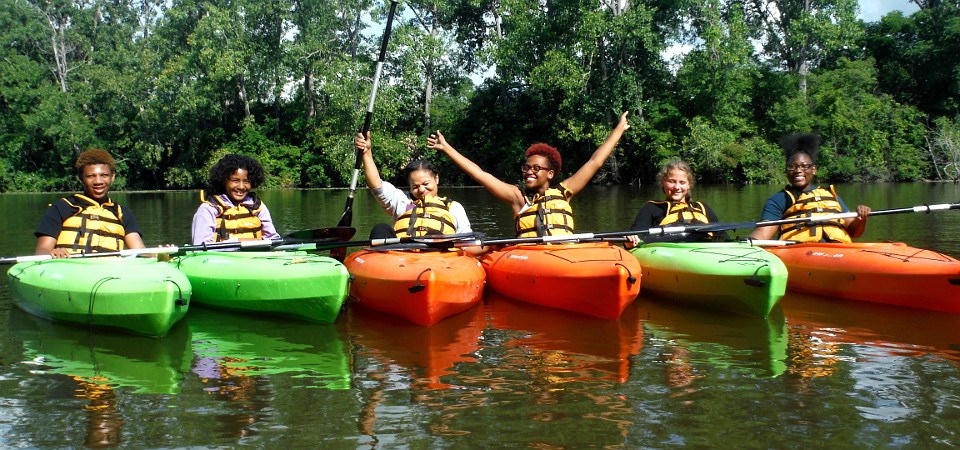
left=337, top=0, right=399, bottom=228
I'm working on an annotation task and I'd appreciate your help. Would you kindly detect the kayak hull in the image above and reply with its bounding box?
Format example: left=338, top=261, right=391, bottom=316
left=345, top=249, right=485, bottom=326
left=174, top=251, right=349, bottom=323
left=765, top=242, right=960, bottom=313
left=630, top=242, right=788, bottom=317
left=6, top=257, right=191, bottom=337
left=480, top=242, right=641, bottom=320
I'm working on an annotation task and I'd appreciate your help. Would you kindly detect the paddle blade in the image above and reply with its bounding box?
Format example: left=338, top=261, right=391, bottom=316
left=337, top=208, right=352, bottom=228
left=285, top=226, right=356, bottom=241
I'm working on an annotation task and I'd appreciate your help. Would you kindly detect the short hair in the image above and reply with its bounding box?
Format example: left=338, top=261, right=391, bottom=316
left=658, top=160, right=695, bottom=201
left=75, top=148, right=115, bottom=175
left=524, top=143, right=562, bottom=174
left=402, top=159, right=439, bottom=183
left=779, top=133, right=821, bottom=163
left=207, top=154, right=266, bottom=195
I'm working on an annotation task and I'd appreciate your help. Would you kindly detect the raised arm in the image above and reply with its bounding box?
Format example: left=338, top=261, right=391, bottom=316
left=427, top=131, right=526, bottom=212
left=561, top=111, right=630, bottom=194
left=355, top=132, right=383, bottom=190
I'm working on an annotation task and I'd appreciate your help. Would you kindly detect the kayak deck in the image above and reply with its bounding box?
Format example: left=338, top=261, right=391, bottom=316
left=480, top=242, right=641, bottom=320
left=174, top=251, right=348, bottom=323
left=7, top=257, right=191, bottom=337
left=630, top=242, right=788, bottom=317
left=765, top=242, right=960, bottom=313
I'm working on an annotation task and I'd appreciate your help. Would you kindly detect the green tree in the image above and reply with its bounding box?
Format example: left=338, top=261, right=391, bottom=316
left=750, top=0, right=862, bottom=93
left=770, top=59, right=927, bottom=182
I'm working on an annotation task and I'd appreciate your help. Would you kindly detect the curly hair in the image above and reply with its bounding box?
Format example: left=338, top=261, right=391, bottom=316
left=401, top=159, right=439, bottom=183
left=75, top=148, right=116, bottom=175
left=779, top=133, right=821, bottom=163
left=207, top=154, right=266, bottom=195
left=524, top=143, right=562, bottom=174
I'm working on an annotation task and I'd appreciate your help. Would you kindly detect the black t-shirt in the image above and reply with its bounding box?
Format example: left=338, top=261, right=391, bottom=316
left=35, top=195, right=142, bottom=240
left=629, top=201, right=726, bottom=243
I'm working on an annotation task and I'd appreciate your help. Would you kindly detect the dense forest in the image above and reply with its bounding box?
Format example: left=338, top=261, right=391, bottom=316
left=1, top=0, right=959, bottom=193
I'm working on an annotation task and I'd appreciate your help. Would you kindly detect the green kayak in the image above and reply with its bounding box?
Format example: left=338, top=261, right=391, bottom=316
left=7, top=257, right=192, bottom=337
left=173, top=250, right=349, bottom=323
left=630, top=242, right=788, bottom=317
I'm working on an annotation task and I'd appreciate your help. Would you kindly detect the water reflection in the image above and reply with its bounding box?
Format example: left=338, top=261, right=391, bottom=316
left=636, top=299, right=789, bottom=380
left=781, top=291, right=960, bottom=424
left=347, top=304, right=485, bottom=442
left=8, top=307, right=191, bottom=447
left=348, top=303, right=485, bottom=390
left=8, top=307, right=191, bottom=394
left=780, top=292, right=960, bottom=363
left=73, top=377, right=123, bottom=448
left=485, top=293, right=643, bottom=383
left=186, top=308, right=351, bottom=440
left=187, top=308, right=350, bottom=389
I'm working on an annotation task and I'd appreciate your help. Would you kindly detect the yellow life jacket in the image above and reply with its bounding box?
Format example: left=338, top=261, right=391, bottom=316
left=779, top=185, right=851, bottom=243
left=393, top=195, right=457, bottom=238
left=654, top=200, right=711, bottom=226
left=654, top=200, right=714, bottom=239
left=203, top=192, right=264, bottom=242
left=55, top=194, right=127, bottom=253
left=515, top=186, right=575, bottom=238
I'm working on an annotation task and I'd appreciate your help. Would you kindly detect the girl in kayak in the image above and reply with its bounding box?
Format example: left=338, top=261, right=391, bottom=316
left=625, top=160, right=727, bottom=247
left=192, top=154, right=281, bottom=245
left=427, top=111, right=630, bottom=238
left=353, top=132, right=477, bottom=246
left=748, top=133, right=870, bottom=243
left=34, top=148, right=147, bottom=258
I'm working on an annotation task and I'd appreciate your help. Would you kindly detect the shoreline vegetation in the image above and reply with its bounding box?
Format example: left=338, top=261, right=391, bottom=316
left=2, top=2, right=959, bottom=194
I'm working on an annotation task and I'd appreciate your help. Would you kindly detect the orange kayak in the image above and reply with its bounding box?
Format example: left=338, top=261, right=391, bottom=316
left=480, top=242, right=641, bottom=319
left=345, top=248, right=486, bottom=326
left=765, top=242, right=960, bottom=313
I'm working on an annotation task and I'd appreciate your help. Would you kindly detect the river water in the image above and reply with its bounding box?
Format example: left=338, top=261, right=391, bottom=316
left=1, top=183, right=959, bottom=448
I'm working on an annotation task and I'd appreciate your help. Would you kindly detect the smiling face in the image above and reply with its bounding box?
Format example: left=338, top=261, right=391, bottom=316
left=661, top=168, right=691, bottom=202
left=79, top=164, right=116, bottom=202
left=521, top=155, right=555, bottom=192
left=785, top=152, right=817, bottom=190
left=224, top=168, right=252, bottom=203
left=407, top=169, right=440, bottom=201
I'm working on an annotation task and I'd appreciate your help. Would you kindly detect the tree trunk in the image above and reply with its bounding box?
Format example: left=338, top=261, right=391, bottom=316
left=238, top=74, right=251, bottom=120
left=305, top=66, right=316, bottom=121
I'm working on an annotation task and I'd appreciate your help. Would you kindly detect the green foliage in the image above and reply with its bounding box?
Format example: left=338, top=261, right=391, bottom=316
left=0, top=0, right=955, bottom=194
left=770, top=59, right=927, bottom=182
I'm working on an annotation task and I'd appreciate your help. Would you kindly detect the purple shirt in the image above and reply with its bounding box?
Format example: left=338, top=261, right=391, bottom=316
left=191, top=194, right=280, bottom=244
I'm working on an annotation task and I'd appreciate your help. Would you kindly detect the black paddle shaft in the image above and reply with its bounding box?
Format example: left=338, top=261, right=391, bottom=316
left=338, top=0, right=400, bottom=228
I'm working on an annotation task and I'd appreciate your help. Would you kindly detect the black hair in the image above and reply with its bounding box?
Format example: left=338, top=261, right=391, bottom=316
left=401, top=159, right=439, bottom=182
left=779, top=133, right=821, bottom=163
left=207, top=154, right=266, bottom=195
